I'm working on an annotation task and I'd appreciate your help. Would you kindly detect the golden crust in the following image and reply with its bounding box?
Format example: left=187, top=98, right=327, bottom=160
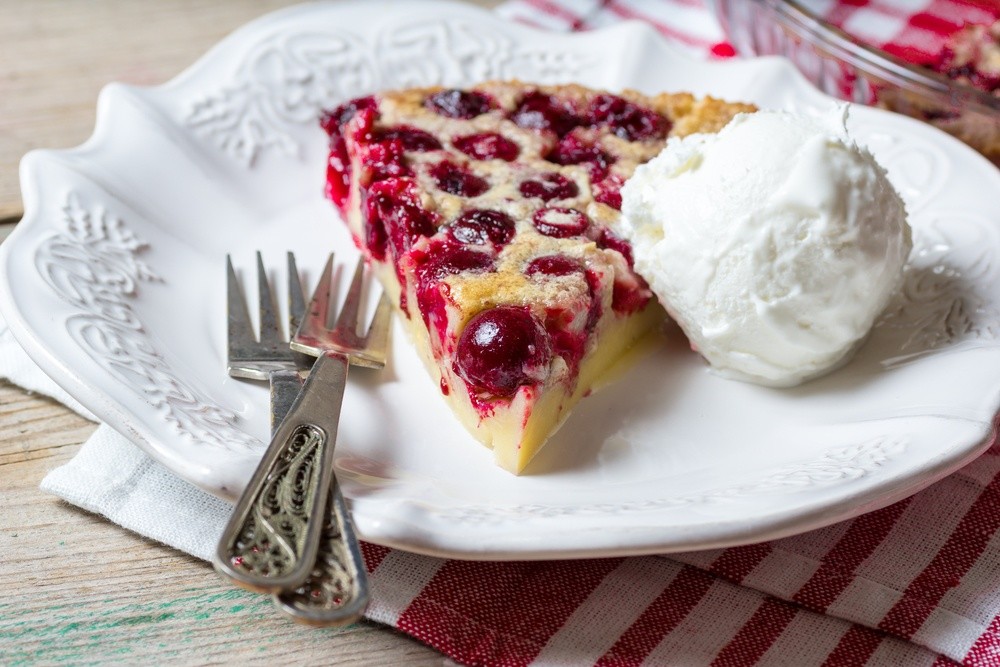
left=381, top=81, right=754, bottom=139
left=671, top=94, right=758, bottom=136
left=372, top=81, right=756, bottom=320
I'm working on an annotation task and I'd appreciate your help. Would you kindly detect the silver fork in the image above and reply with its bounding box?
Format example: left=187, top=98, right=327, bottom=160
left=275, top=254, right=390, bottom=625
left=225, top=252, right=306, bottom=435
left=215, top=252, right=386, bottom=626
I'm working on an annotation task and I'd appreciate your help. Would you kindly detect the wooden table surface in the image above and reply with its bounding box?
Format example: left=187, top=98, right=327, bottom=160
left=1, top=2, right=498, bottom=664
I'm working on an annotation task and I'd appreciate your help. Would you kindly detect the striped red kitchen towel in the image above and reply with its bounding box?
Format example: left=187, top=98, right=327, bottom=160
left=347, top=2, right=1000, bottom=665
left=497, top=0, right=1000, bottom=64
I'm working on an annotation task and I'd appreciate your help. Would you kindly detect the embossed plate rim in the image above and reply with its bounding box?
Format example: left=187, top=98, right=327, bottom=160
left=2, top=0, right=1000, bottom=559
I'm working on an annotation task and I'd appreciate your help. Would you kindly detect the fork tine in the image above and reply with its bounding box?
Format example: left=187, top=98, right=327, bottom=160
left=364, top=292, right=392, bottom=350
left=290, top=253, right=390, bottom=366
left=256, top=252, right=284, bottom=347
left=298, top=253, right=335, bottom=343
left=287, top=252, right=306, bottom=335
left=227, top=255, right=256, bottom=353
left=333, top=256, right=366, bottom=340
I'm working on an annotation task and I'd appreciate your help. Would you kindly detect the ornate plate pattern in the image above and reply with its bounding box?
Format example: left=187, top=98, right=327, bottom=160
left=2, top=0, right=1000, bottom=559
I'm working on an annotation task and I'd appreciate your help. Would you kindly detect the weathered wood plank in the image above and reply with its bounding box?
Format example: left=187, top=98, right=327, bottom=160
left=0, top=0, right=305, bottom=220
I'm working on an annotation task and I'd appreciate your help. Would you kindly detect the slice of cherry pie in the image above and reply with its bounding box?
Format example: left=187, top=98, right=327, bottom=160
left=321, top=81, right=754, bottom=473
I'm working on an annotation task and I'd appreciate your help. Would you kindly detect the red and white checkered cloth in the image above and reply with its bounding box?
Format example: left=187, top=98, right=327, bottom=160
left=353, top=2, right=1000, bottom=665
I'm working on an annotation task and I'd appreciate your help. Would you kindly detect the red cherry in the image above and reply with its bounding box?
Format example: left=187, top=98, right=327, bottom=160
left=519, top=173, right=578, bottom=202
left=373, top=126, right=442, bottom=151
left=448, top=209, right=516, bottom=247
left=356, top=139, right=409, bottom=186
left=321, top=96, right=379, bottom=211
left=547, top=133, right=615, bottom=180
left=430, top=161, right=490, bottom=197
left=509, top=91, right=579, bottom=136
left=586, top=94, right=669, bottom=141
left=425, top=89, right=495, bottom=119
left=320, top=96, right=377, bottom=135
left=595, top=227, right=634, bottom=266
left=710, top=42, right=737, bottom=58
left=612, top=279, right=652, bottom=314
left=414, top=240, right=495, bottom=287
left=454, top=306, right=552, bottom=397
left=525, top=254, right=582, bottom=277
left=532, top=207, right=590, bottom=238
left=325, top=134, right=352, bottom=211
left=363, top=178, right=437, bottom=262
left=593, top=175, right=624, bottom=210
left=453, top=132, right=520, bottom=161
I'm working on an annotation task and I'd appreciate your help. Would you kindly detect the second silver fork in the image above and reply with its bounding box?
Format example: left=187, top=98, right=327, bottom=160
left=215, top=252, right=377, bottom=626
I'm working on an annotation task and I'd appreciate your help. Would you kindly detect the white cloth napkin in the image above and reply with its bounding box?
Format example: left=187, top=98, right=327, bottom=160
left=1, top=320, right=91, bottom=418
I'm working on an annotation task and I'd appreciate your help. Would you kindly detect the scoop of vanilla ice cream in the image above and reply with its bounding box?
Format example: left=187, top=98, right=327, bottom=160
left=619, top=106, right=911, bottom=387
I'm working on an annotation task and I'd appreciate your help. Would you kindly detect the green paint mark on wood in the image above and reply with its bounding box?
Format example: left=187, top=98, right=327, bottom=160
left=3, top=586, right=271, bottom=664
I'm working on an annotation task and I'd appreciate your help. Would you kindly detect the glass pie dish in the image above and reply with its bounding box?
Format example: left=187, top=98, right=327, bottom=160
left=710, top=0, right=1000, bottom=165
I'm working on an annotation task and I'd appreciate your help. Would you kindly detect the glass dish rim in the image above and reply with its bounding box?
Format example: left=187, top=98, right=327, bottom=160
left=718, top=0, right=1000, bottom=115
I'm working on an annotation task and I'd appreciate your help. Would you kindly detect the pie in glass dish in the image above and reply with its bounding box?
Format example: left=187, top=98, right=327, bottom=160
left=321, top=80, right=754, bottom=473
left=878, top=19, right=1000, bottom=164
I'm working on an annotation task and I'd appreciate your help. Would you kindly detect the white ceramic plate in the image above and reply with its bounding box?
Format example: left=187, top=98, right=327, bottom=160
left=3, top=0, right=1000, bottom=560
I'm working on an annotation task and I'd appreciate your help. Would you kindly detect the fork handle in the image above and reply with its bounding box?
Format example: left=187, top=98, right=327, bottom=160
left=269, top=368, right=369, bottom=625
left=268, top=369, right=302, bottom=435
left=214, top=352, right=349, bottom=593
left=273, top=477, right=369, bottom=626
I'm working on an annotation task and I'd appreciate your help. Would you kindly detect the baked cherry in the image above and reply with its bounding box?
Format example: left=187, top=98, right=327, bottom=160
left=593, top=174, right=624, bottom=210
left=519, top=173, right=578, bottom=201
left=410, top=240, right=494, bottom=340
left=587, top=94, right=668, bottom=141
left=532, top=207, right=590, bottom=238
left=373, top=125, right=442, bottom=151
left=547, top=133, right=614, bottom=180
left=364, top=178, right=437, bottom=262
left=357, top=139, right=410, bottom=185
left=932, top=36, right=1000, bottom=93
left=321, top=96, right=379, bottom=210
left=325, top=137, right=352, bottom=211
left=454, top=306, right=551, bottom=397
left=453, top=132, right=520, bottom=161
left=425, top=89, right=494, bottom=119
left=583, top=269, right=604, bottom=331
left=449, top=209, right=516, bottom=247
left=525, top=254, right=582, bottom=277
left=612, top=275, right=652, bottom=314
left=430, top=161, right=490, bottom=197
left=595, top=226, right=634, bottom=266
left=510, top=91, right=579, bottom=136
left=320, top=96, right=377, bottom=135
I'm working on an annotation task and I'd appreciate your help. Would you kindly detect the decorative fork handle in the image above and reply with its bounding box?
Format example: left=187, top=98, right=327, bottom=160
left=214, top=352, right=349, bottom=593
left=270, top=373, right=369, bottom=626
left=274, top=482, right=369, bottom=626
